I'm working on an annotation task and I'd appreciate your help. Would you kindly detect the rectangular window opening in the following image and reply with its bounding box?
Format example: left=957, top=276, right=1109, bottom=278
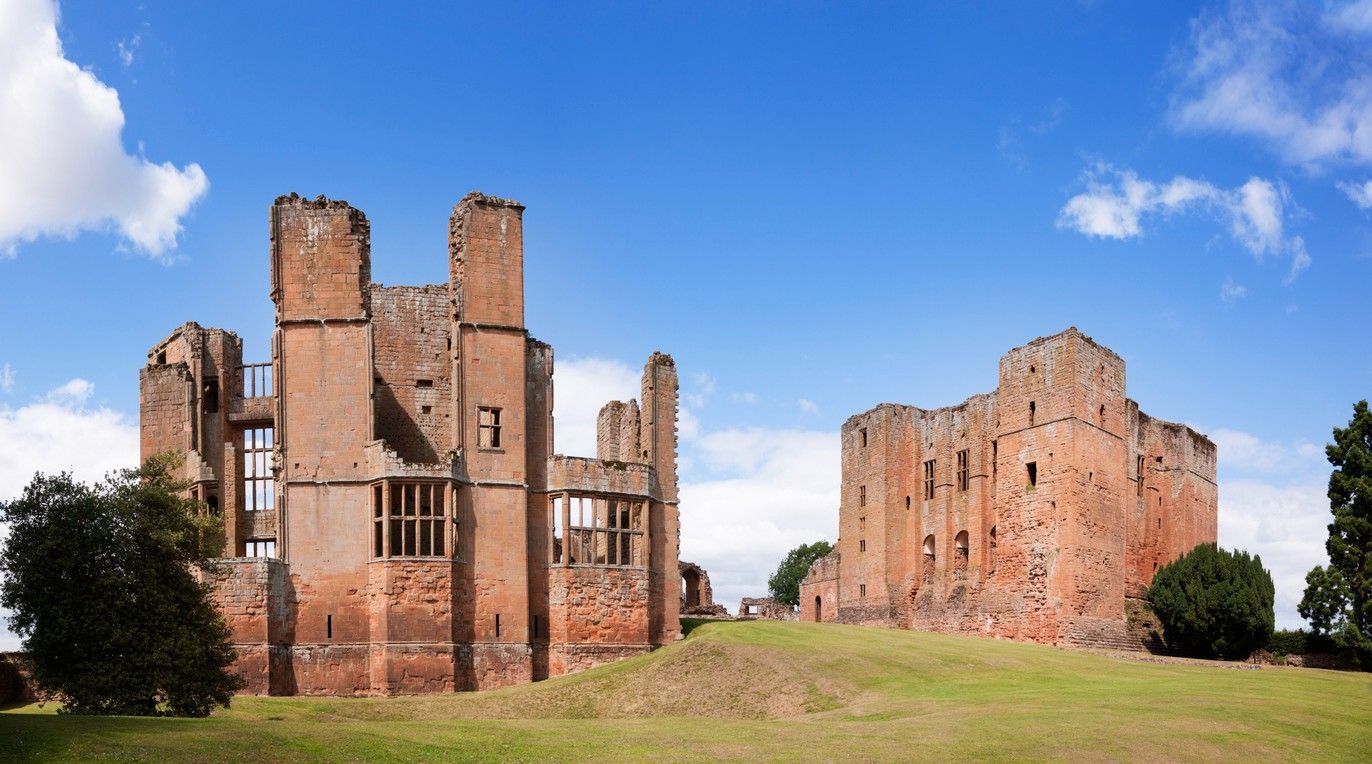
left=859, top=428, right=867, bottom=448
left=923, top=459, right=935, bottom=500
left=1027, top=461, right=1038, bottom=488
left=416, top=379, right=434, bottom=388
left=1136, top=455, right=1145, bottom=497
left=859, top=539, right=866, bottom=552
left=478, top=406, right=502, bottom=448
left=956, top=449, right=969, bottom=492
left=859, top=485, right=866, bottom=507
left=203, top=378, right=219, bottom=414
left=243, top=427, right=274, bottom=515
left=326, top=614, right=333, bottom=640
left=1029, top=401, right=1036, bottom=426
left=495, top=614, right=501, bottom=639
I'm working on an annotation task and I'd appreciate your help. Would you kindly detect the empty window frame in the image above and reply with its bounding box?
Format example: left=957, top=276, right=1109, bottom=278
left=203, top=377, right=220, bottom=414
left=859, top=584, right=867, bottom=598
left=859, top=485, right=867, bottom=507
left=1029, top=401, right=1036, bottom=426
left=859, top=539, right=866, bottom=552
left=956, top=449, right=969, bottom=492
left=923, top=459, right=935, bottom=500
left=551, top=494, right=645, bottom=567
left=1026, top=461, right=1038, bottom=488
left=243, top=427, right=274, bottom=512
left=371, top=481, right=448, bottom=558
left=1136, top=455, right=1145, bottom=497
left=477, top=407, right=502, bottom=448
left=988, top=525, right=998, bottom=575
left=859, top=427, right=868, bottom=448
left=245, top=539, right=275, bottom=558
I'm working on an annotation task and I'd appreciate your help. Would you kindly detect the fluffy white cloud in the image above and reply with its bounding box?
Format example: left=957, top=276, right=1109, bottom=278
left=1220, top=278, right=1247, bottom=303
left=0, top=0, right=208, bottom=258
left=679, top=428, right=839, bottom=609
left=551, top=357, right=642, bottom=458
left=0, top=376, right=140, bottom=650
left=1058, top=164, right=1311, bottom=280
left=1219, top=479, right=1329, bottom=629
left=1338, top=179, right=1372, bottom=209
left=1169, top=0, right=1372, bottom=168
left=1209, top=427, right=1325, bottom=477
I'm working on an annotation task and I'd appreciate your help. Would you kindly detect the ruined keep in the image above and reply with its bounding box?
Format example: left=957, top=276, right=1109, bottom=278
left=139, top=192, right=682, bottom=695
left=799, top=328, right=1218, bottom=649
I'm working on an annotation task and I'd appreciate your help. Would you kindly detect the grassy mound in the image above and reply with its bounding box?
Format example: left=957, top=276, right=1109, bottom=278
left=3, top=619, right=1370, bottom=762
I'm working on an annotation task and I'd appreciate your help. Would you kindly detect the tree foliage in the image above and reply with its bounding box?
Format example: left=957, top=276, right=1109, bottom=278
left=1147, top=543, right=1275, bottom=660
left=0, top=454, right=242, bottom=716
left=1298, top=400, right=1372, bottom=664
left=768, top=540, right=834, bottom=608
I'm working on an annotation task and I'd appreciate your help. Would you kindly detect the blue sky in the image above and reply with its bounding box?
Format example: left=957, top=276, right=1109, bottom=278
left=2, top=1, right=1372, bottom=647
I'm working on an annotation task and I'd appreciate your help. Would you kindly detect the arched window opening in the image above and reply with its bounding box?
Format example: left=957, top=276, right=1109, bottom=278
left=682, top=568, right=702, bottom=607
left=953, top=530, right=969, bottom=574
left=922, top=534, right=936, bottom=582
left=814, top=595, right=822, bottom=622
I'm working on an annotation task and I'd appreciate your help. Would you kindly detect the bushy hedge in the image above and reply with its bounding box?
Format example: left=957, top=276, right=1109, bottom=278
left=1147, top=543, right=1275, bottom=660
left=1265, top=629, right=1337, bottom=657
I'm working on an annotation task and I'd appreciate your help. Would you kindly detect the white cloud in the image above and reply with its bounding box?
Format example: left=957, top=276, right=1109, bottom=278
left=1219, top=479, right=1330, bottom=629
left=683, top=371, right=716, bottom=409
left=116, top=33, right=140, bottom=68
left=731, top=391, right=759, bottom=405
left=1169, top=1, right=1372, bottom=168
left=1337, top=179, right=1372, bottom=209
left=1, top=377, right=140, bottom=651
left=1208, top=427, right=1326, bottom=477
left=798, top=398, right=818, bottom=414
left=680, top=428, right=839, bottom=609
left=0, top=364, right=12, bottom=394
left=1058, top=164, right=1311, bottom=280
left=551, top=357, right=642, bottom=458
left=1220, top=278, right=1247, bottom=303
left=0, top=0, right=208, bottom=258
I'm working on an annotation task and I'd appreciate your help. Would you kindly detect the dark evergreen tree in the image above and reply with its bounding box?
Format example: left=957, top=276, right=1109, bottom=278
left=1299, top=400, right=1372, bottom=663
left=768, top=541, right=834, bottom=608
left=0, top=454, right=242, bottom=716
left=1147, top=543, right=1275, bottom=660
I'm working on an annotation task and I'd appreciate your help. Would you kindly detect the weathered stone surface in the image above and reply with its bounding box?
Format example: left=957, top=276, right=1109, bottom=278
left=141, top=191, right=683, bottom=695
left=800, top=328, right=1217, bottom=649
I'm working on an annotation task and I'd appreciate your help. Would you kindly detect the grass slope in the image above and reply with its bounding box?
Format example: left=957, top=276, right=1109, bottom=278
left=2, top=619, right=1370, bottom=762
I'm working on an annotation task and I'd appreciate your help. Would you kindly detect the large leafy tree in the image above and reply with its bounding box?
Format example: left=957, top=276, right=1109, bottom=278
left=0, top=454, right=242, bottom=716
left=768, top=540, right=834, bottom=608
left=1147, top=543, right=1275, bottom=660
left=1299, top=400, right=1372, bottom=663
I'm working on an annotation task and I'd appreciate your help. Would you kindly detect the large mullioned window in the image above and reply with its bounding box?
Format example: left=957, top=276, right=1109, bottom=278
left=372, top=481, right=451, bottom=558
left=551, top=495, right=646, bottom=567
left=244, top=427, right=274, bottom=512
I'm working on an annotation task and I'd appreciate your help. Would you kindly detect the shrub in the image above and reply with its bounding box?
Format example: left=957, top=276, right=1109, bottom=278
left=1147, top=543, right=1275, bottom=660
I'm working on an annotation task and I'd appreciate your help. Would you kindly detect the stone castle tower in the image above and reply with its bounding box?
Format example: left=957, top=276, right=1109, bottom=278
left=139, top=192, right=682, bottom=694
left=800, top=328, right=1217, bottom=648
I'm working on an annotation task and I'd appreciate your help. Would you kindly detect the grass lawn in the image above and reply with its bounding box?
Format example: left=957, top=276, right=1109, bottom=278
left=2, top=619, right=1369, bottom=762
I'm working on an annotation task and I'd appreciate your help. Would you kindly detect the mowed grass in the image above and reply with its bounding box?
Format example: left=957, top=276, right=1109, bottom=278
left=2, top=619, right=1370, bottom=762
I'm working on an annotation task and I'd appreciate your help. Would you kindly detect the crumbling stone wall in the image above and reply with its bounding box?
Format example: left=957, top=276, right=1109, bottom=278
left=803, top=328, right=1217, bottom=650
left=140, top=191, right=683, bottom=696
left=679, top=560, right=728, bottom=617
left=737, top=597, right=796, bottom=621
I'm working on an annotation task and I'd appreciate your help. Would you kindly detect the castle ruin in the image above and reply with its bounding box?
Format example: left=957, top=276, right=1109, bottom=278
left=800, top=328, right=1218, bottom=648
left=140, top=192, right=682, bottom=694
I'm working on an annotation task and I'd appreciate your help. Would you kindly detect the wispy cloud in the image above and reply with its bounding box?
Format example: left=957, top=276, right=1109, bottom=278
left=1169, top=0, right=1372, bottom=169
left=1057, top=163, right=1311, bottom=281
left=116, top=33, right=140, bottom=68
left=1220, top=278, right=1247, bottom=303
left=798, top=398, right=818, bottom=415
left=1337, top=179, right=1372, bottom=210
left=0, top=364, right=12, bottom=394
left=0, top=0, right=207, bottom=259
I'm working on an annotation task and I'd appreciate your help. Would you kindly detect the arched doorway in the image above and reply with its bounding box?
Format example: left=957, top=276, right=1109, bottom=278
left=682, top=567, right=702, bottom=607
left=814, top=595, right=822, bottom=622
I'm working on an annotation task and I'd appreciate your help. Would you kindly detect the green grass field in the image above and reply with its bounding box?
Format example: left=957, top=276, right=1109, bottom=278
left=2, top=619, right=1370, bottom=762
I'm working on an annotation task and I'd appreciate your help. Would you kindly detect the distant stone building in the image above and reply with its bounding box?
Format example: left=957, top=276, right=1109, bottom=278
left=737, top=597, right=796, bottom=621
left=679, top=561, right=728, bottom=618
left=800, top=328, right=1217, bottom=649
left=140, top=192, right=682, bottom=695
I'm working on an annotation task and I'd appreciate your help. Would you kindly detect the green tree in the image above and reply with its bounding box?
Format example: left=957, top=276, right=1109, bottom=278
left=0, top=454, right=242, bottom=716
left=1299, top=400, right=1372, bottom=663
left=768, top=540, right=834, bottom=608
left=1147, top=543, right=1275, bottom=660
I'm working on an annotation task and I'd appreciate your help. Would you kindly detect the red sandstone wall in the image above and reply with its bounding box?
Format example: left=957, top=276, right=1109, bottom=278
left=826, top=328, right=1216, bottom=650
left=372, top=285, right=452, bottom=464
left=547, top=567, right=651, bottom=676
